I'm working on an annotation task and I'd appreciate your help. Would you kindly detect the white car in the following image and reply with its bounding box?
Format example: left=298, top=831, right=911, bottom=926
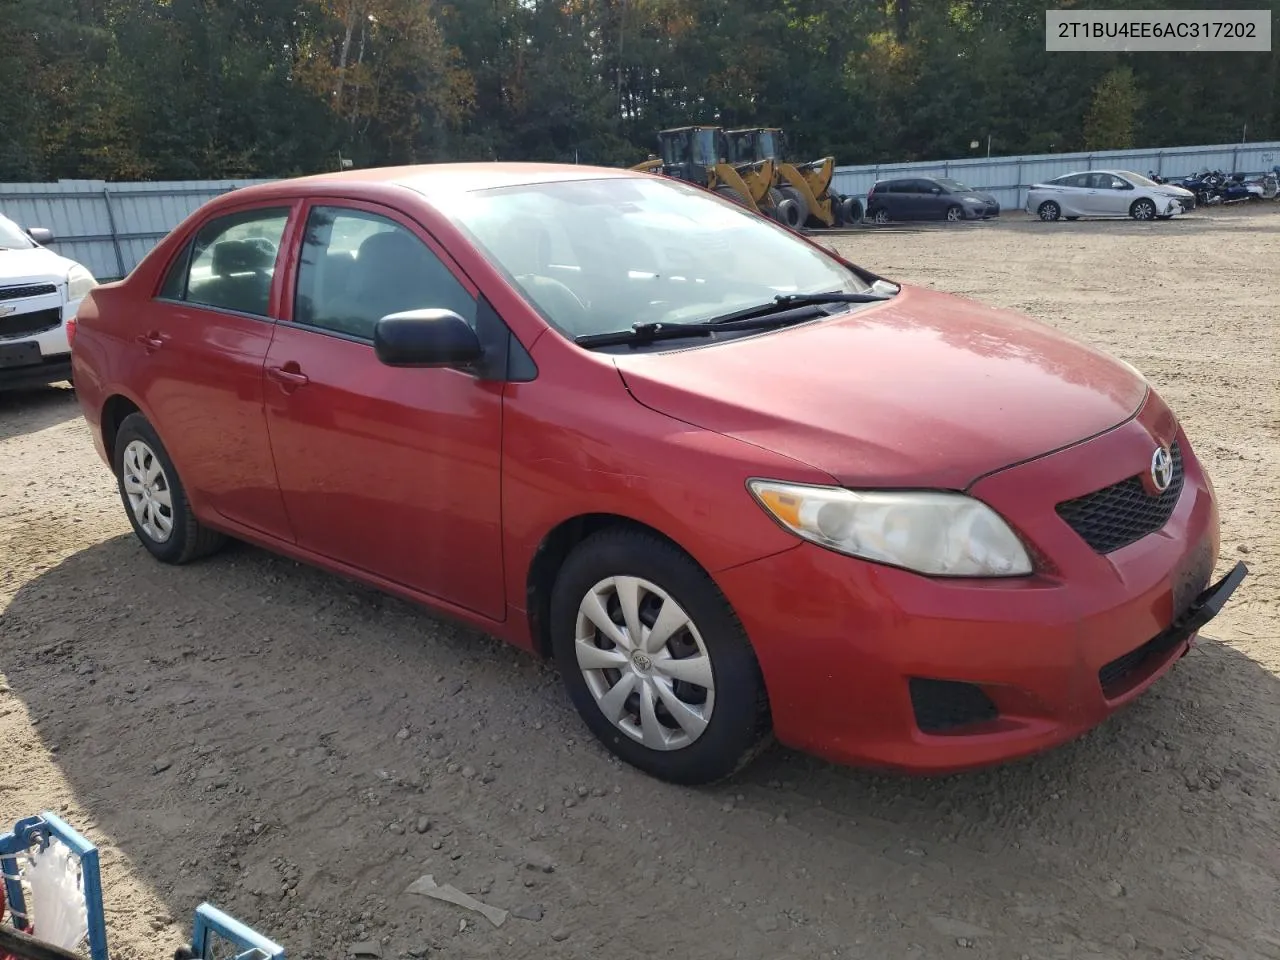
left=1026, top=169, right=1196, bottom=222
left=0, top=212, right=97, bottom=390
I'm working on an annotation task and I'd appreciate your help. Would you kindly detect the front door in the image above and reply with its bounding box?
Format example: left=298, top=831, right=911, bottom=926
left=131, top=203, right=298, bottom=542
left=262, top=200, right=506, bottom=620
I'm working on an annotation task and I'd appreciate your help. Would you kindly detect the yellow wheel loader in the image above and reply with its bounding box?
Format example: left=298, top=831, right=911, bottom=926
left=724, top=127, right=863, bottom=228
left=628, top=126, right=781, bottom=218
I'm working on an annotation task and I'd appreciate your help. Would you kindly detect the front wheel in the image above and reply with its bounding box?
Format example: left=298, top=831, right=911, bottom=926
left=1131, top=198, right=1157, bottom=220
left=549, top=529, right=771, bottom=785
left=113, top=412, right=226, bottom=564
left=944, top=205, right=964, bottom=222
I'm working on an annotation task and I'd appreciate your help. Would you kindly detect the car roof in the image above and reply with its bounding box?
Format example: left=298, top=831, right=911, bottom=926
left=1054, top=169, right=1131, bottom=178
left=223, top=162, right=645, bottom=204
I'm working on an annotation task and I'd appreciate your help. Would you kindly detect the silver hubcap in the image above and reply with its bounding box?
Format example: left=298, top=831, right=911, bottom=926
left=574, top=576, right=715, bottom=751
left=1040, top=204, right=1057, bottom=220
left=1135, top=203, right=1154, bottom=219
left=947, top=208, right=961, bottom=220
left=875, top=210, right=888, bottom=222
left=122, top=439, right=174, bottom=543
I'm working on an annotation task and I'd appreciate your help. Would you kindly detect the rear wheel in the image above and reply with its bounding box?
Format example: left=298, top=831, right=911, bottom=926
left=1037, top=200, right=1061, bottom=221
left=549, top=529, right=771, bottom=785
left=113, top=412, right=226, bottom=565
left=871, top=207, right=890, bottom=224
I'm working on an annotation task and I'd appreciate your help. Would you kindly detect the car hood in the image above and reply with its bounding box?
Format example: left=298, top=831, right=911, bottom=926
left=0, top=245, right=77, bottom=286
left=612, top=285, right=1148, bottom=490
left=1161, top=185, right=1196, bottom=199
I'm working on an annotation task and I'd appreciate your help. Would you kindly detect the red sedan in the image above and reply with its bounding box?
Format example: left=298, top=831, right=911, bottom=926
left=70, top=163, right=1247, bottom=785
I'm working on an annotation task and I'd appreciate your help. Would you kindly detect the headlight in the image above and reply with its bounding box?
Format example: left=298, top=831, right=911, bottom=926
left=66, top=264, right=97, bottom=301
left=747, top=480, right=1033, bottom=577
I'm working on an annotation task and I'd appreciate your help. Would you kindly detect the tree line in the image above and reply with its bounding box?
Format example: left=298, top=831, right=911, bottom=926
left=2, top=0, right=1277, bottom=183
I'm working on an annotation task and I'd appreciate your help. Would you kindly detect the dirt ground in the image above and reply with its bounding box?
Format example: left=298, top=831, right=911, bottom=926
left=2, top=205, right=1277, bottom=960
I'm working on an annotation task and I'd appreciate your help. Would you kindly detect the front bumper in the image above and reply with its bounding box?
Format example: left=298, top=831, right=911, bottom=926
left=0, top=349, right=72, bottom=390
left=716, top=403, right=1245, bottom=774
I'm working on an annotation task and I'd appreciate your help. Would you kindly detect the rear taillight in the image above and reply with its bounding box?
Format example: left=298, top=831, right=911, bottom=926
left=66, top=314, right=77, bottom=347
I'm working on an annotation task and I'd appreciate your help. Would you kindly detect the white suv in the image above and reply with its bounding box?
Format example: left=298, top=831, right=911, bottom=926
left=0, top=211, right=97, bottom=391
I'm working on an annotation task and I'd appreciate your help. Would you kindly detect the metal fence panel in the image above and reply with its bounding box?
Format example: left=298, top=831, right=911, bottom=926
left=833, top=140, right=1280, bottom=210
left=3, top=140, right=1279, bottom=279
left=0, top=178, right=271, bottom=281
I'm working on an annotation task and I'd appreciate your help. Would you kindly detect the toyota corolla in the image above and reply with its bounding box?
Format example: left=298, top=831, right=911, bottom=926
left=69, top=163, right=1247, bottom=785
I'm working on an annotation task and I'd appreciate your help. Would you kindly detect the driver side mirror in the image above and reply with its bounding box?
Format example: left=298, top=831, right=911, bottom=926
left=374, top=309, right=482, bottom=368
left=26, top=226, right=54, bottom=244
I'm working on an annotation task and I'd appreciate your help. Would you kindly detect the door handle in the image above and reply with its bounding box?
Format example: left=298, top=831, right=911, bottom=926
left=266, top=364, right=310, bottom=388
left=136, top=332, right=164, bottom=350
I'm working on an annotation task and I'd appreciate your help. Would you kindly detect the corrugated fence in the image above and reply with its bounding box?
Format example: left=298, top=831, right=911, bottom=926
left=0, top=178, right=270, bottom=282
left=3, top=139, right=1279, bottom=281
left=831, top=140, right=1280, bottom=211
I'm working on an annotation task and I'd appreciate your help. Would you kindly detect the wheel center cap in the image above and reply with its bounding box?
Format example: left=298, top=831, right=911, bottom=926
left=631, top=651, right=653, bottom=672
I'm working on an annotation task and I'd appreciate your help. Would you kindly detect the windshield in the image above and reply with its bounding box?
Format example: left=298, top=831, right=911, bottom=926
left=0, top=214, right=35, bottom=250
left=936, top=178, right=975, bottom=193
left=1120, top=171, right=1159, bottom=188
left=757, top=131, right=781, bottom=161
left=690, top=129, right=719, bottom=166
left=432, top=176, right=873, bottom=342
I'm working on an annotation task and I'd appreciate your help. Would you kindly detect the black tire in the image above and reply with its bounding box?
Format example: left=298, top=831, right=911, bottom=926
left=840, top=196, right=863, bottom=223
left=549, top=528, right=771, bottom=785
left=773, top=197, right=803, bottom=228
left=713, top=184, right=749, bottom=207
left=1037, top=200, right=1061, bottom=222
left=944, top=204, right=964, bottom=222
left=113, top=412, right=226, bottom=565
left=1130, top=198, right=1157, bottom=221
left=870, top=206, right=890, bottom=224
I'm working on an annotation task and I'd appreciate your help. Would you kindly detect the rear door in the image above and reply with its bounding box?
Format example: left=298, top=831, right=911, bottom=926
left=883, top=180, right=913, bottom=219
left=1050, top=174, right=1091, bottom=216
left=133, top=202, right=300, bottom=542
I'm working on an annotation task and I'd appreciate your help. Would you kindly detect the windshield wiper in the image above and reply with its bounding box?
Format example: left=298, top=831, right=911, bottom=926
left=575, top=303, right=836, bottom=348
left=695, top=290, right=895, bottom=327
left=574, top=290, right=895, bottom=349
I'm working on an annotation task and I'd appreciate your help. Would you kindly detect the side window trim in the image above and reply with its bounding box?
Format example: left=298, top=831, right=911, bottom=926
left=155, top=237, right=195, bottom=302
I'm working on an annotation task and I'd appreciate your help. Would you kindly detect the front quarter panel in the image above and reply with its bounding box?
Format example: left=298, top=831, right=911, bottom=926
left=500, top=334, right=838, bottom=646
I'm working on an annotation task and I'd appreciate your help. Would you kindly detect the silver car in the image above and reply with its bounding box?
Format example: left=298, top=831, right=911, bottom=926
left=1026, top=169, right=1196, bottom=222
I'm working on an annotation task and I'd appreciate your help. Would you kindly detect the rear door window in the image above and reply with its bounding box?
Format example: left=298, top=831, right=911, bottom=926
left=160, top=207, right=290, bottom=318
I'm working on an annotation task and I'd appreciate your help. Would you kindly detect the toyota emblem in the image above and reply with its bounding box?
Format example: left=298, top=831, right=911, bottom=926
left=1150, top=446, right=1173, bottom=492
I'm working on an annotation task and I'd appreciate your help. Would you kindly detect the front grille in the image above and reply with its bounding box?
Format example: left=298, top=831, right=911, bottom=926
left=1098, top=625, right=1187, bottom=699
left=1056, top=443, right=1184, bottom=554
left=0, top=283, right=57, bottom=302
left=909, top=678, right=998, bottom=733
left=0, top=307, right=62, bottom=340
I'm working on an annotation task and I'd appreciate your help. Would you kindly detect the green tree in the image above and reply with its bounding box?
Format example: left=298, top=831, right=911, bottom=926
left=1083, top=66, right=1143, bottom=151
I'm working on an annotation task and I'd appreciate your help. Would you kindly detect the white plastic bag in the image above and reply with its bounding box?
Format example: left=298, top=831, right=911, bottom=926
left=24, top=837, right=88, bottom=951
